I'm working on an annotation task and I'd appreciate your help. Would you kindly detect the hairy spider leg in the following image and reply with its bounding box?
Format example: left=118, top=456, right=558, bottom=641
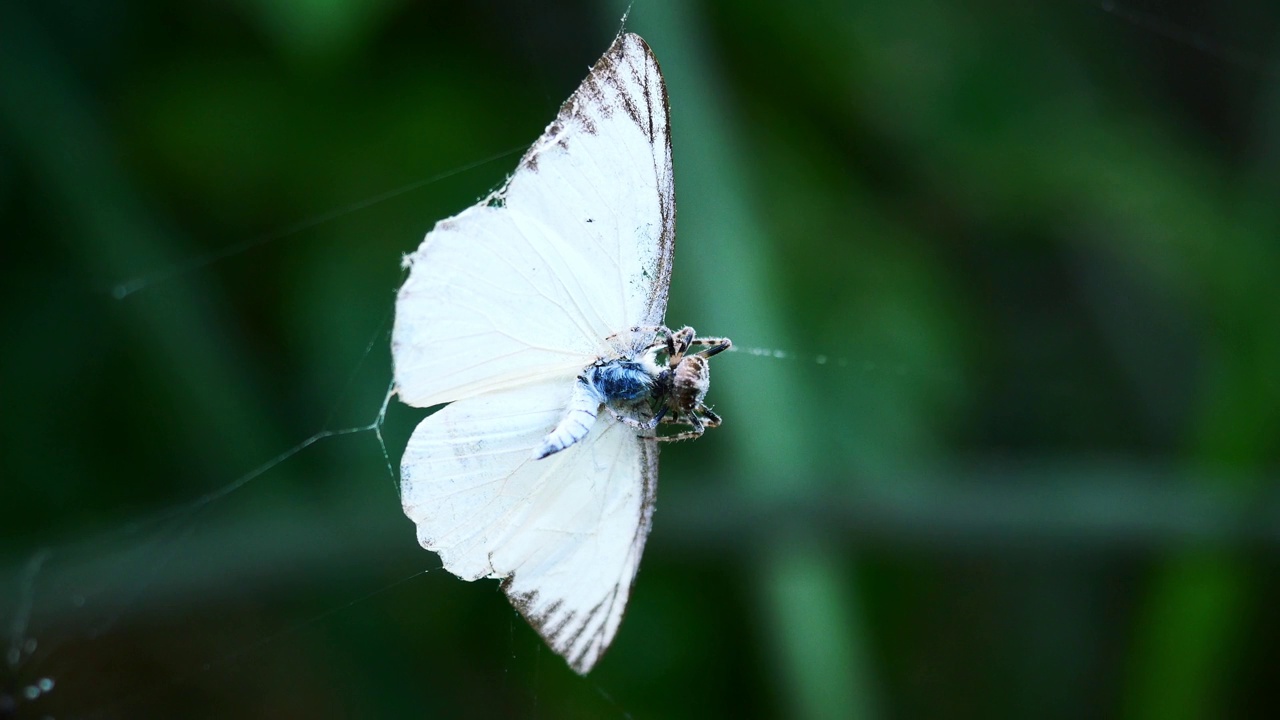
left=692, top=338, right=732, bottom=359
left=665, top=326, right=695, bottom=366
left=663, top=327, right=729, bottom=363
left=653, top=403, right=722, bottom=443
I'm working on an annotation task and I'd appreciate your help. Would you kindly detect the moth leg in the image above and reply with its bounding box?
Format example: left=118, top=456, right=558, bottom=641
left=604, top=324, right=668, bottom=340
left=605, top=407, right=653, bottom=430
left=604, top=324, right=672, bottom=351
left=606, top=404, right=666, bottom=432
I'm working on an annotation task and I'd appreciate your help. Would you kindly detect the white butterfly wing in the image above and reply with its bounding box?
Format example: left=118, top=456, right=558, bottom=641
left=504, top=32, right=675, bottom=342
left=392, top=32, right=675, bottom=408
left=401, top=379, right=657, bottom=674
left=393, top=206, right=615, bottom=408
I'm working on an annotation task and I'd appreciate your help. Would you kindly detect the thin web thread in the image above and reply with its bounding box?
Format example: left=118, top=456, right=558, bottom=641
left=6, top=551, right=47, bottom=670
left=101, top=1, right=1276, bottom=304
left=71, top=309, right=398, bottom=559
left=730, top=345, right=910, bottom=375
left=86, top=566, right=438, bottom=718
left=6, top=312, right=404, bottom=709
left=51, top=388, right=392, bottom=558
left=109, top=145, right=526, bottom=300
left=3, top=552, right=55, bottom=713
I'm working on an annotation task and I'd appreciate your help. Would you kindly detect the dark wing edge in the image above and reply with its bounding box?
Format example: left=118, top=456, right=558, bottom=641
left=611, top=33, right=676, bottom=329
left=500, top=435, right=660, bottom=675
left=512, top=32, right=676, bottom=331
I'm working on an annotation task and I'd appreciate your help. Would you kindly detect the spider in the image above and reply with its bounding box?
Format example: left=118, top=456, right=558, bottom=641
left=532, top=325, right=731, bottom=459
left=645, top=326, right=731, bottom=442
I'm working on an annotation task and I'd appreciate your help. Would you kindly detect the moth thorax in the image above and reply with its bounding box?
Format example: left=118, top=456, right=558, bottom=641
left=671, top=355, right=710, bottom=412
left=593, top=359, right=655, bottom=402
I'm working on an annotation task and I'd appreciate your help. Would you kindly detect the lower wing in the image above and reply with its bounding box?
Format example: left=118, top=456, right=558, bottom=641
left=400, top=378, right=659, bottom=674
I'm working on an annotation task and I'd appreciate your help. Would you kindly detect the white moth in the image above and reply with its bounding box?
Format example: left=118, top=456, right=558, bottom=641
left=392, top=32, right=729, bottom=675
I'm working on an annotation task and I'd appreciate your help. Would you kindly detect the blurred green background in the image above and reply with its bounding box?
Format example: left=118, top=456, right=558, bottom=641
left=3, top=0, right=1279, bottom=717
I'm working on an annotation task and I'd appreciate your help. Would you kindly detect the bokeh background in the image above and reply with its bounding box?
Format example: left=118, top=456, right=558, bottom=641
left=3, top=0, right=1279, bottom=717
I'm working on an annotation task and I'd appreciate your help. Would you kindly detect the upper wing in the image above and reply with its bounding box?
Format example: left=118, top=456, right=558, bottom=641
left=393, top=33, right=675, bottom=408
left=504, top=33, right=675, bottom=343
left=400, top=378, right=658, bottom=674
left=393, top=204, right=615, bottom=407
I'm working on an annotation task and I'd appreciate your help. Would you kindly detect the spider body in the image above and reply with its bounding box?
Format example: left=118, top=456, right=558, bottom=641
left=650, top=326, right=729, bottom=442
left=670, top=354, right=709, bottom=414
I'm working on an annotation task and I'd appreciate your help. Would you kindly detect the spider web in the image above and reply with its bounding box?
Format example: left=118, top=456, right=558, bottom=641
left=4, top=0, right=1279, bottom=718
